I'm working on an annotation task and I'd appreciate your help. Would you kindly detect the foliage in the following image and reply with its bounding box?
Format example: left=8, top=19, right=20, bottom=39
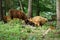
left=2, top=0, right=56, bottom=19
left=3, top=0, right=56, bottom=12
left=0, top=19, right=58, bottom=40
left=0, top=0, right=58, bottom=40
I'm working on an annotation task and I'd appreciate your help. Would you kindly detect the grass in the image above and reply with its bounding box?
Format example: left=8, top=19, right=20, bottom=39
left=0, top=19, right=59, bottom=40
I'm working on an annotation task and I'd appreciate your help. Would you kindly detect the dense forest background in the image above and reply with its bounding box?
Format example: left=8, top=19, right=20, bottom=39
left=1, top=0, right=56, bottom=19
left=0, top=0, right=60, bottom=40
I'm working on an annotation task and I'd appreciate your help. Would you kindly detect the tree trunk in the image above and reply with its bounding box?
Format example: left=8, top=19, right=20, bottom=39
left=0, top=0, right=6, bottom=21
left=36, top=0, right=40, bottom=16
left=0, top=0, right=4, bottom=21
left=1, top=7, right=4, bottom=21
left=19, top=0, right=24, bottom=12
left=28, top=0, right=33, bottom=18
left=56, top=0, right=60, bottom=29
left=0, top=0, right=2, bottom=20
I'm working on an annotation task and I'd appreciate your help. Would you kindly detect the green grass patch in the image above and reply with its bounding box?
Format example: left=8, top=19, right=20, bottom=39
left=0, top=19, right=59, bottom=40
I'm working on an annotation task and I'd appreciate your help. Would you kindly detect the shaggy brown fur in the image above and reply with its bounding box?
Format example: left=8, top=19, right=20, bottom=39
left=9, top=9, right=35, bottom=25
left=3, top=16, right=11, bottom=23
left=9, top=9, right=28, bottom=20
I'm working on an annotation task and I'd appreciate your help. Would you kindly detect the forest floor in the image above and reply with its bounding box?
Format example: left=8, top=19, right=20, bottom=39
left=0, top=19, right=60, bottom=40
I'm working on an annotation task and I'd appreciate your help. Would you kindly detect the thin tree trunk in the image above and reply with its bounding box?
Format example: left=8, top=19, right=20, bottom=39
left=0, top=0, right=4, bottom=20
left=0, top=0, right=6, bottom=21
left=0, top=0, right=2, bottom=20
left=56, top=0, right=60, bottom=29
left=36, top=0, right=40, bottom=16
left=19, top=0, right=24, bottom=12
left=28, top=0, right=33, bottom=18
left=1, top=7, right=4, bottom=20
